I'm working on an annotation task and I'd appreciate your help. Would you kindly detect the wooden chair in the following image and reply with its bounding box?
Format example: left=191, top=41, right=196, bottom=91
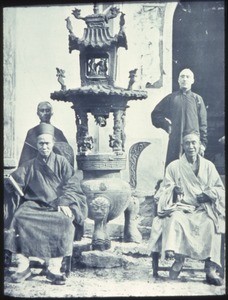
left=152, top=247, right=224, bottom=279
left=151, top=185, right=225, bottom=280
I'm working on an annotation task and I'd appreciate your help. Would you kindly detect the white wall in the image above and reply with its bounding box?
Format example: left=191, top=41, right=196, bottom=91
left=6, top=4, right=91, bottom=157
left=4, top=1, right=178, bottom=194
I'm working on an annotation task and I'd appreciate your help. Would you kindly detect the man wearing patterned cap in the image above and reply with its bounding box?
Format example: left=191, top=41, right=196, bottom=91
left=148, top=130, right=225, bottom=286
left=4, top=123, right=87, bottom=285
left=151, top=69, right=207, bottom=167
left=18, top=101, right=74, bottom=166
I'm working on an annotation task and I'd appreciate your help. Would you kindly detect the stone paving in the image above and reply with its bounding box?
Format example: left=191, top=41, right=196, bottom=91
left=4, top=237, right=226, bottom=298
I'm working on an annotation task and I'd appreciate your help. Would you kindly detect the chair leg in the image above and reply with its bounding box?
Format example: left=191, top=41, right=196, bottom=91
left=4, top=250, right=12, bottom=268
left=61, top=256, right=71, bottom=277
left=152, top=252, right=159, bottom=278
left=219, top=234, right=225, bottom=279
left=65, top=256, right=72, bottom=278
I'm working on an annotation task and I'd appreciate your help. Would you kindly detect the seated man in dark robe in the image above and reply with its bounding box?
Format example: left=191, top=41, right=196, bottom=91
left=18, top=101, right=74, bottom=167
left=4, top=123, right=87, bottom=285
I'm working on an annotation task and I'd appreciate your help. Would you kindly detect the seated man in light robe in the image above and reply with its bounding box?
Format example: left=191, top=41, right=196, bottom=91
left=4, top=123, right=87, bottom=285
left=147, top=130, right=225, bottom=286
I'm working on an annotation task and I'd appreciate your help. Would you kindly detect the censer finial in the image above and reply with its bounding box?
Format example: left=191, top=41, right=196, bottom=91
left=93, top=3, right=99, bottom=14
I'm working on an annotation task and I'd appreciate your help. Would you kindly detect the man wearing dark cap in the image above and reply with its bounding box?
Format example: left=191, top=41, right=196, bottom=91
left=148, top=131, right=225, bottom=286
left=151, top=69, right=207, bottom=167
left=4, top=123, right=87, bottom=285
left=18, top=101, right=73, bottom=166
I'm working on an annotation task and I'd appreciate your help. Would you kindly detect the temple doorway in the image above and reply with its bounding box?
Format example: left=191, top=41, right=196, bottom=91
left=172, top=1, right=225, bottom=174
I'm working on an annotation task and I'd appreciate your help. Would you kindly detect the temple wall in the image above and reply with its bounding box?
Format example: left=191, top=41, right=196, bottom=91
left=3, top=9, right=17, bottom=170
left=116, top=2, right=178, bottom=194
left=3, top=2, right=178, bottom=194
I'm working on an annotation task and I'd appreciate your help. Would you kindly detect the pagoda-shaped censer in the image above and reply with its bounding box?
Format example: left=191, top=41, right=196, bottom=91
left=51, top=4, right=147, bottom=250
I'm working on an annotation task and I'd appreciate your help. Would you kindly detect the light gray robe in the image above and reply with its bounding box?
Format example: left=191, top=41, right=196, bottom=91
left=148, top=154, right=225, bottom=267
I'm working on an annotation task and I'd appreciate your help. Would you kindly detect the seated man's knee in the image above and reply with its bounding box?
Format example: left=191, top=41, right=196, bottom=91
left=59, top=213, right=74, bottom=229
left=170, top=210, right=185, bottom=221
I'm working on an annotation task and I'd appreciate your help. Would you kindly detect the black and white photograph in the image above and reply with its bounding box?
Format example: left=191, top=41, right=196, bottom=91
left=3, top=0, right=225, bottom=297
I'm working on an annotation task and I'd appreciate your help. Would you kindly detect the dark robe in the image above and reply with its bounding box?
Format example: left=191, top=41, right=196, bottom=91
left=5, top=152, right=87, bottom=259
left=151, top=89, right=207, bottom=167
left=18, top=124, right=69, bottom=166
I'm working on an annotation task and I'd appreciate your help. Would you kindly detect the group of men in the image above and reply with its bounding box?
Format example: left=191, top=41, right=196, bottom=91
left=4, top=69, right=225, bottom=287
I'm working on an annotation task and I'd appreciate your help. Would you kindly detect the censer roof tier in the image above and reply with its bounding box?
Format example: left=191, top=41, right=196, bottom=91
left=67, top=5, right=127, bottom=51
left=52, top=5, right=148, bottom=107
left=69, top=19, right=127, bottom=50
left=50, top=84, right=148, bottom=103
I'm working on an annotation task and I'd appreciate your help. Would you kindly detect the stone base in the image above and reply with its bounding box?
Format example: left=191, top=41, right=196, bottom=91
left=73, top=237, right=148, bottom=268
left=80, top=250, right=137, bottom=268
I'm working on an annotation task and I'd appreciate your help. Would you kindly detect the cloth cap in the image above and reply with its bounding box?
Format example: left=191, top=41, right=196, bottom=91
left=37, top=123, right=55, bottom=137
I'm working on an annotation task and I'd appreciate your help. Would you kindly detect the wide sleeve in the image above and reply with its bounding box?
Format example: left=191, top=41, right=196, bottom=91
left=18, top=130, right=38, bottom=166
left=10, top=162, right=32, bottom=192
left=156, top=162, right=177, bottom=216
left=200, top=161, right=225, bottom=233
left=202, top=163, right=225, bottom=217
left=51, top=169, right=88, bottom=226
left=151, top=94, right=172, bottom=133
left=197, top=95, right=208, bottom=148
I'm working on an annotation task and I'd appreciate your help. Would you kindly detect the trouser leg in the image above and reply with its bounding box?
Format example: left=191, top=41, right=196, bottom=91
left=15, top=253, right=30, bottom=272
left=10, top=253, right=31, bottom=283
left=48, top=257, right=64, bottom=275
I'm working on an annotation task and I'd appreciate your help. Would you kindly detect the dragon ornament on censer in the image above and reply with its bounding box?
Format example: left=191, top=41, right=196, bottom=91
left=51, top=4, right=148, bottom=251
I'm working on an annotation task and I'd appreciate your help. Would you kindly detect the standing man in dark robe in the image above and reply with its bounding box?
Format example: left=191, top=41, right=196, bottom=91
left=151, top=69, right=207, bottom=167
left=18, top=101, right=74, bottom=167
left=4, top=123, right=87, bottom=285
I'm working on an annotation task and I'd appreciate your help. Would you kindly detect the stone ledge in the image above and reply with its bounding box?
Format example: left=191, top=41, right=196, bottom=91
left=72, top=237, right=149, bottom=268
left=80, top=250, right=138, bottom=268
left=113, top=241, right=149, bottom=257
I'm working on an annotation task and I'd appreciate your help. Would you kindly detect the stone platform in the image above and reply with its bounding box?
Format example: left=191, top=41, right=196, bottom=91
left=72, top=237, right=149, bottom=268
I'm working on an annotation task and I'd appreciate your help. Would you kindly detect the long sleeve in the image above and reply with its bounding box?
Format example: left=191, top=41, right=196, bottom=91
left=51, top=171, right=88, bottom=225
left=202, top=162, right=225, bottom=217
left=151, top=94, right=172, bottom=133
left=156, top=162, right=176, bottom=216
left=11, top=161, right=32, bottom=191
left=196, top=95, right=207, bottom=147
left=18, top=129, right=38, bottom=166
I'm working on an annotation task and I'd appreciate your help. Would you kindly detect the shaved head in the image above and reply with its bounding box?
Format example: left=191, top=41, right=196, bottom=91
left=178, top=69, right=195, bottom=91
left=37, top=101, right=53, bottom=123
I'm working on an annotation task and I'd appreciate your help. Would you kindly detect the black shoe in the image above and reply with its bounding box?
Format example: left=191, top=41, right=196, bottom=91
left=206, top=274, right=223, bottom=286
left=46, top=270, right=66, bottom=285
left=11, top=267, right=32, bottom=283
left=205, top=260, right=223, bottom=286
left=38, top=267, right=48, bottom=276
